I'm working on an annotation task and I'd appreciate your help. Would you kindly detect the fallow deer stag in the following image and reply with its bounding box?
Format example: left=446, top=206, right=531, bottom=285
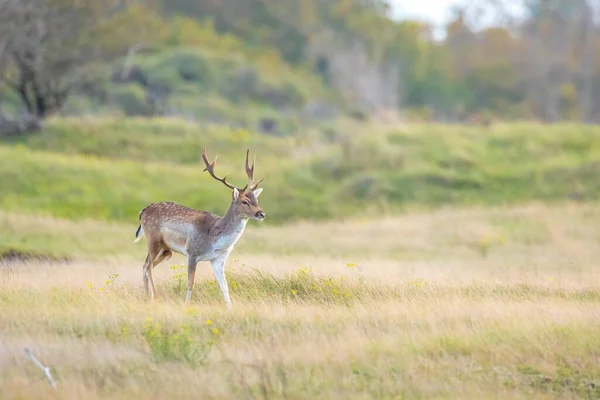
left=133, top=148, right=265, bottom=307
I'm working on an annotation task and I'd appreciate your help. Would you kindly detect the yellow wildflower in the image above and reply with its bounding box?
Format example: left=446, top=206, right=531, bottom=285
left=185, top=307, right=198, bottom=316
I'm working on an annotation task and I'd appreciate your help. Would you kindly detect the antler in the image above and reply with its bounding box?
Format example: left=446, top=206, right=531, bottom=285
left=245, top=149, right=264, bottom=190
left=202, top=147, right=246, bottom=191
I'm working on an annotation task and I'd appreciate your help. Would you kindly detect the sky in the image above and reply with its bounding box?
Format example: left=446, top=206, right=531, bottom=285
left=387, top=0, right=529, bottom=39
left=388, top=0, right=460, bottom=27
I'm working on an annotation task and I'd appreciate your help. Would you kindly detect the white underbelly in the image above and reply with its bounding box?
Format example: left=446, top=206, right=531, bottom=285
left=165, top=240, right=188, bottom=256
left=161, top=227, right=189, bottom=257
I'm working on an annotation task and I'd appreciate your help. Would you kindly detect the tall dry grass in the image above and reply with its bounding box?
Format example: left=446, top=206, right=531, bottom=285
left=1, top=203, right=599, bottom=399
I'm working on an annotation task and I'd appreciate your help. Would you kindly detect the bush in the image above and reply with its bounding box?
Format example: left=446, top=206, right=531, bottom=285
left=108, top=85, right=152, bottom=116
left=149, top=48, right=217, bottom=91
left=101, top=46, right=329, bottom=125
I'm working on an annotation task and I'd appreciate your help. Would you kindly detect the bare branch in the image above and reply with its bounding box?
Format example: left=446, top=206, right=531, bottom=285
left=120, top=42, right=146, bottom=80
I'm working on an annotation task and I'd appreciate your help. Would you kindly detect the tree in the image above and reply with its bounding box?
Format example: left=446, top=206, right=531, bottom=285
left=0, top=0, right=19, bottom=105
left=0, top=0, right=166, bottom=119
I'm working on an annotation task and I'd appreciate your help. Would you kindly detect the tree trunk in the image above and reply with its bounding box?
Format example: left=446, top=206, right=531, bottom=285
left=16, top=80, right=34, bottom=115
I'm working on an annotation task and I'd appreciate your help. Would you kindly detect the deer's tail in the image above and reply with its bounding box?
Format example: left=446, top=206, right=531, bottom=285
left=134, top=204, right=153, bottom=243
left=133, top=208, right=145, bottom=243
left=133, top=224, right=144, bottom=243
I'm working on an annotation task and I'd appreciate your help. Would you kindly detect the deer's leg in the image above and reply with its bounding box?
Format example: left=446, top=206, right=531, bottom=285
left=153, top=249, right=172, bottom=268
left=210, top=254, right=232, bottom=308
left=186, top=256, right=197, bottom=304
left=142, top=254, right=151, bottom=297
left=144, top=243, right=160, bottom=300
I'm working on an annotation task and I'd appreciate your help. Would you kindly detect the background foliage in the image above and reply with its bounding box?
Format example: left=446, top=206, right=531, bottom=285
left=2, top=0, right=599, bottom=125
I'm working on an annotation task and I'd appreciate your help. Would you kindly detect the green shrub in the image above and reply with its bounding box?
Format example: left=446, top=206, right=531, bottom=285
left=141, top=317, right=214, bottom=365
left=108, top=85, right=151, bottom=116
left=146, top=48, right=217, bottom=91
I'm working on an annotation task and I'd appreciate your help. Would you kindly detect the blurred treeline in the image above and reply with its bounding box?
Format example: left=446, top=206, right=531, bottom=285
left=0, top=0, right=599, bottom=132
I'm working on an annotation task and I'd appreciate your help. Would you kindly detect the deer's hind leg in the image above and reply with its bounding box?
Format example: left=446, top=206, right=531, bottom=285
left=153, top=248, right=173, bottom=268
left=142, top=240, right=163, bottom=300
left=142, top=254, right=152, bottom=297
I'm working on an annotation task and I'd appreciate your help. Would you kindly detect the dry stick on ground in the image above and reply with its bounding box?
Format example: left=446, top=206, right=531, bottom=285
left=24, top=347, right=57, bottom=390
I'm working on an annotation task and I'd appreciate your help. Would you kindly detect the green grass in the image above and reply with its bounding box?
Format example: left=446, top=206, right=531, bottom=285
left=309, top=122, right=600, bottom=205
left=0, top=143, right=334, bottom=223
left=6, top=117, right=298, bottom=165
left=2, top=119, right=600, bottom=224
left=0, top=211, right=134, bottom=260
left=0, top=145, right=228, bottom=221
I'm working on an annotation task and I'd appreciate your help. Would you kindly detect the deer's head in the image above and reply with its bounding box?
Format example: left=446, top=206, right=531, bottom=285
left=202, top=148, right=266, bottom=221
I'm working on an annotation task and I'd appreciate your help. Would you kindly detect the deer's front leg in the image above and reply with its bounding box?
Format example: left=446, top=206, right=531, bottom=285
left=210, top=253, right=232, bottom=308
left=186, top=256, right=197, bottom=304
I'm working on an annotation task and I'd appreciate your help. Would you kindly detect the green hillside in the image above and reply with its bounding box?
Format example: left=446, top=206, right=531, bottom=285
left=1, top=119, right=600, bottom=225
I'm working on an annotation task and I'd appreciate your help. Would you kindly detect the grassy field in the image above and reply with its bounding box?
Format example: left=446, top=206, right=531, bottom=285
left=1, top=119, right=599, bottom=398
left=1, top=203, right=599, bottom=399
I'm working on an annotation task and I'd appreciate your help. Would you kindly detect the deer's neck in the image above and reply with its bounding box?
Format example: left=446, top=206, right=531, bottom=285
left=216, top=203, right=248, bottom=240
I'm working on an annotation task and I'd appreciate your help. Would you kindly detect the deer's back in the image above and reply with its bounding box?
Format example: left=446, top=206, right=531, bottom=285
left=140, top=202, right=219, bottom=248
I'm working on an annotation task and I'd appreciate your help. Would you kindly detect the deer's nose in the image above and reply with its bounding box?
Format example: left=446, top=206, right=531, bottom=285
left=255, top=210, right=266, bottom=219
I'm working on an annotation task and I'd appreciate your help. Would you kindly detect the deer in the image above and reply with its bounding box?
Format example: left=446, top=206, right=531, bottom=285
left=133, top=147, right=265, bottom=307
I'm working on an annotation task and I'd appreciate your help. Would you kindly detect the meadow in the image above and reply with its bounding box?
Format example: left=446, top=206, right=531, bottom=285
left=1, top=119, right=599, bottom=399
left=2, top=202, right=600, bottom=399
left=2, top=118, right=600, bottom=226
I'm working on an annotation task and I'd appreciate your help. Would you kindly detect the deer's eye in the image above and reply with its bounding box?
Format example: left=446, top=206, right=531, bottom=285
left=241, top=200, right=249, bottom=205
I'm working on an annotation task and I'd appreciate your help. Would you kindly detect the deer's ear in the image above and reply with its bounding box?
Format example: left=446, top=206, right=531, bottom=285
left=253, top=188, right=263, bottom=198
left=232, top=187, right=239, bottom=201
